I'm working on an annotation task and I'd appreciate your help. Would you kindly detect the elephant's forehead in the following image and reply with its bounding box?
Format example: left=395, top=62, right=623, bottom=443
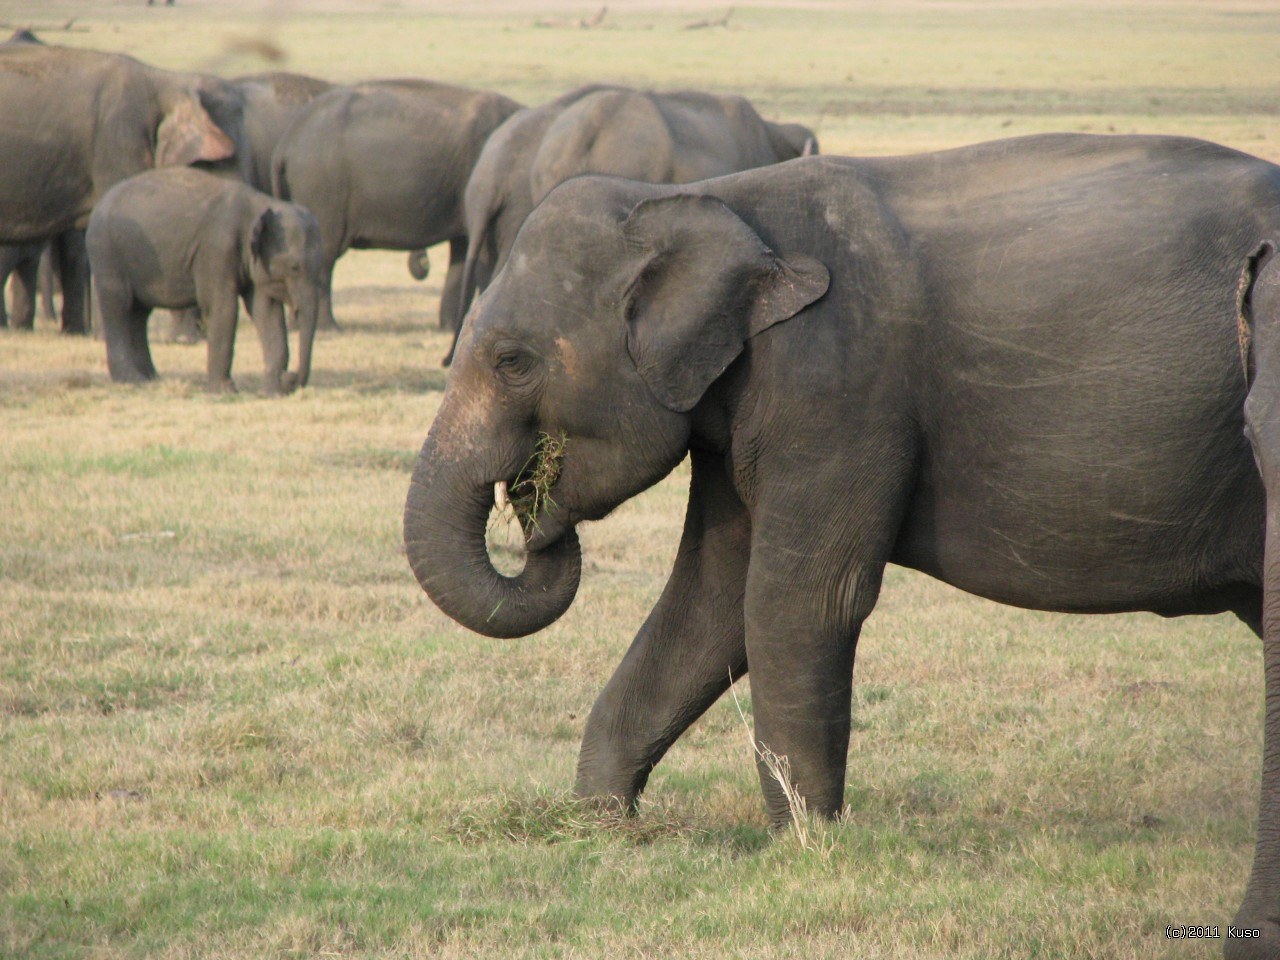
left=520, top=190, right=627, bottom=254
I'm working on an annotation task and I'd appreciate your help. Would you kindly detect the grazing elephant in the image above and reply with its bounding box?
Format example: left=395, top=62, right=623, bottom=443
left=405, top=133, right=1280, bottom=957
left=87, top=168, right=325, bottom=395
left=0, top=43, right=235, bottom=244
left=271, top=78, right=522, bottom=330
left=447, top=86, right=817, bottom=360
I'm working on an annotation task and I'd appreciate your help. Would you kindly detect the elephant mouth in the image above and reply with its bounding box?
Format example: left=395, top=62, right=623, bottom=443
left=495, top=430, right=573, bottom=552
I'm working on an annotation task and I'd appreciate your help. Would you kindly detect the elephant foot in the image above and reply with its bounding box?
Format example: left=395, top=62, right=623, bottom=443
left=1223, top=915, right=1280, bottom=959
left=570, top=791, right=636, bottom=819
left=267, top=371, right=300, bottom=396
left=109, top=366, right=157, bottom=384
left=573, top=762, right=645, bottom=816
left=204, top=378, right=237, bottom=395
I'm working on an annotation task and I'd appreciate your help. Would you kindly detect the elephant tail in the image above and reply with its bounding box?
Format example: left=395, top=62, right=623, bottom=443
left=444, top=237, right=488, bottom=367
left=271, top=154, right=291, bottom=201
left=1239, top=240, right=1278, bottom=386
left=454, top=200, right=499, bottom=333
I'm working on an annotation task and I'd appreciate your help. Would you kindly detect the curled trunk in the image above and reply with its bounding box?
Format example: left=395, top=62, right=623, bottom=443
left=404, top=435, right=581, bottom=638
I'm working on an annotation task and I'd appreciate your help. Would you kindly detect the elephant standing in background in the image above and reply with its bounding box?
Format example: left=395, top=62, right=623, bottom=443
left=271, top=79, right=522, bottom=331
left=0, top=44, right=234, bottom=244
left=405, top=134, right=1280, bottom=956
left=87, top=168, right=325, bottom=395
left=453, top=85, right=625, bottom=334
left=0, top=43, right=236, bottom=333
left=447, top=86, right=817, bottom=361
left=237, top=73, right=430, bottom=288
left=232, top=72, right=335, bottom=193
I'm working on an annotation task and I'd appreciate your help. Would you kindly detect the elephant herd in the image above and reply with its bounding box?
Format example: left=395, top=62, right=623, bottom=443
left=0, top=35, right=816, bottom=391
left=11, top=29, right=1280, bottom=960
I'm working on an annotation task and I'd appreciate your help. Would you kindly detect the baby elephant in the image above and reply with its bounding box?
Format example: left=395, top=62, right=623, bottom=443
left=87, top=168, right=325, bottom=395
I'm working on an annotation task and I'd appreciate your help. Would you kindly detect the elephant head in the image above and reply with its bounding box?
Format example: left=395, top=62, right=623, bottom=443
left=405, top=178, right=828, bottom=638
left=249, top=204, right=326, bottom=389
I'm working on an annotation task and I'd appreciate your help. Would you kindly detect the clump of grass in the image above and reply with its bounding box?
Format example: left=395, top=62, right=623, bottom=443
left=448, top=789, right=703, bottom=846
left=508, top=431, right=567, bottom=536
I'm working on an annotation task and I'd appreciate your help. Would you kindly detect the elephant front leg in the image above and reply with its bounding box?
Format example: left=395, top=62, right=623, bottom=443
left=740, top=445, right=909, bottom=826
left=575, top=449, right=751, bottom=809
left=247, top=290, right=294, bottom=395
left=743, top=562, right=878, bottom=824
left=201, top=292, right=243, bottom=393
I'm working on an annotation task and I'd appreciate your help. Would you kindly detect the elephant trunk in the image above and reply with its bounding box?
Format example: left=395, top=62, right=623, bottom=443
left=292, top=282, right=318, bottom=387
left=403, top=426, right=581, bottom=639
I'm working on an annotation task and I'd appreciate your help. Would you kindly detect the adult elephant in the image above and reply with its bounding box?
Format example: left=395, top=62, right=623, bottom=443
left=0, top=43, right=235, bottom=244
left=0, top=42, right=237, bottom=333
left=404, top=134, right=1280, bottom=958
left=233, top=72, right=431, bottom=300
left=446, top=86, right=817, bottom=361
left=271, top=79, right=522, bottom=330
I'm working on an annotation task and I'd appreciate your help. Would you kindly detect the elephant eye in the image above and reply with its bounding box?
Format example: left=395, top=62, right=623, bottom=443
left=491, top=343, right=540, bottom=390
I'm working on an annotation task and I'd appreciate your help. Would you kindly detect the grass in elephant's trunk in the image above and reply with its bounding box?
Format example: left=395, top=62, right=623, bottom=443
left=507, top=430, right=567, bottom=538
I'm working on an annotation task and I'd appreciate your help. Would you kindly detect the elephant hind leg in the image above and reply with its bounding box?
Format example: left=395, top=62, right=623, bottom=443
left=99, top=287, right=156, bottom=383
left=1232, top=241, right=1280, bottom=957
left=7, top=255, right=38, bottom=330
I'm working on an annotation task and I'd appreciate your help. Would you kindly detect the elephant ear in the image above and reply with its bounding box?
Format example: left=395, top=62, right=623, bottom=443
left=250, top=208, right=278, bottom=264
left=155, top=93, right=236, bottom=168
left=619, top=193, right=829, bottom=412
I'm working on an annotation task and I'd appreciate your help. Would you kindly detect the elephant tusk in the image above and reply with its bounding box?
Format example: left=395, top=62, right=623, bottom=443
left=495, top=480, right=509, bottom=511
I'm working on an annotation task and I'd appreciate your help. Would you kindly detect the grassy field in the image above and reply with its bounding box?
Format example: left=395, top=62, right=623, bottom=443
left=3, top=1, right=1280, bottom=957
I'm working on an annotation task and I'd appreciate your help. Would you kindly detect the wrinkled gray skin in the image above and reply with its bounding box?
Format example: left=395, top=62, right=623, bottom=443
left=87, top=168, right=325, bottom=395
left=271, top=78, right=521, bottom=331
left=0, top=42, right=238, bottom=334
left=406, top=134, right=1280, bottom=958
left=447, top=86, right=817, bottom=361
